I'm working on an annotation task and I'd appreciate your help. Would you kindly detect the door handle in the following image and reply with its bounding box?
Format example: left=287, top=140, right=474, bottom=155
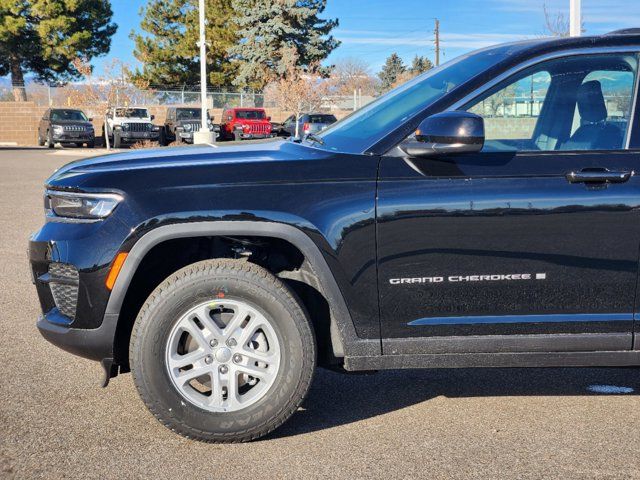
left=566, top=168, right=633, bottom=184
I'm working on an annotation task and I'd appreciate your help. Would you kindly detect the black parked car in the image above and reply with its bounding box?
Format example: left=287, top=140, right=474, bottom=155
left=161, top=107, right=219, bottom=145
left=30, top=29, right=640, bottom=443
left=37, top=109, right=95, bottom=148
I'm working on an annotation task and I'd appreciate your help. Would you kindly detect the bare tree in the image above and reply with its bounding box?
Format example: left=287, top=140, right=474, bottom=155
left=269, top=48, right=328, bottom=138
left=543, top=2, right=584, bottom=37
left=329, top=57, right=377, bottom=96
left=64, top=58, right=151, bottom=107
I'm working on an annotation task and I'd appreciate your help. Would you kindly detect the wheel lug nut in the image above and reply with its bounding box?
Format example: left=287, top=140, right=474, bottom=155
left=233, top=354, right=242, bottom=363
left=226, top=338, right=237, bottom=347
left=204, top=355, right=213, bottom=364
left=209, top=339, right=218, bottom=347
left=219, top=365, right=228, bottom=374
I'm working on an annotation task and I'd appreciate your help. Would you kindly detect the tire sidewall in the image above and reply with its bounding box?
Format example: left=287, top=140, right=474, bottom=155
left=132, top=265, right=313, bottom=438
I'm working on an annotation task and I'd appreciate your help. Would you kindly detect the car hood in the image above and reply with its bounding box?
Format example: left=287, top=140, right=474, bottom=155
left=114, top=118, right=152, bottom=122
left=46, top=140, right=357, bottom=189
left=177, top=119, right=202, bottom=124
left=51, top=120, right=93, bottom=126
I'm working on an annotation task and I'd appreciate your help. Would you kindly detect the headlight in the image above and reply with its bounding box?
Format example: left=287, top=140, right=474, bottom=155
left=183, top=124, right=192, bottom=132
left=52, top=125, right=64, bottom=134
left=122, top=123, right=130, bottom=131
left=45, top=191, right=123, bottom=221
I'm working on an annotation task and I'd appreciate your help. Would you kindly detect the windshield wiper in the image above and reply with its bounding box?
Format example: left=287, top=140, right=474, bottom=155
left=305, top=133, right=324, bottom=146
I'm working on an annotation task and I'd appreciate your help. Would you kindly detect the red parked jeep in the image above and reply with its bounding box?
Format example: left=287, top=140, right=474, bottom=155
left=220, top=107, right=273, bottom=141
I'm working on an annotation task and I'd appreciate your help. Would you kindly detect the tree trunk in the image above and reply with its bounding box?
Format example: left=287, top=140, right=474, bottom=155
left=10, top=58, right=27, bottom=102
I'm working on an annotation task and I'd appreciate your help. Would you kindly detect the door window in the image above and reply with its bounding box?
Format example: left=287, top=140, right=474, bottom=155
left=463, top=53, right=638, bottom=152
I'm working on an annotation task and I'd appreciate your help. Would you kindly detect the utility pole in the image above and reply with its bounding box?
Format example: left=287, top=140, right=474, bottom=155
left=194, top=0, right=215, bottom=145
left=570, top=0, right=581, bottom=37
left=434, top=18, right=440, bottom=67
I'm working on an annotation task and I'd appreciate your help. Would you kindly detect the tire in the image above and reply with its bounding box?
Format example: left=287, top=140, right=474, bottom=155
left=113, top=131, right=121, bottom=148
left=159, top=128, right=167, bottom=146
left=86, top=141, right=95, bottom=148
left=130, top=259, right=316, bottom=443
left=46, top=130, right=54, bottom=149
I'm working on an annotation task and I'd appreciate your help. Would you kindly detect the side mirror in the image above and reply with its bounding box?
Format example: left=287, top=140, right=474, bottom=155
left=88, top=117, right=93, bottom=121
left=267, top=116, right=271, bottom=121
left=400, top=111, right=484, bottom=158
left=150, top=114, right=155, bottom=120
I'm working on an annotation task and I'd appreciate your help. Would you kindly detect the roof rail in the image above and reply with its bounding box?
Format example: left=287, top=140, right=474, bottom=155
left=605, top=28, right=640, bottom=36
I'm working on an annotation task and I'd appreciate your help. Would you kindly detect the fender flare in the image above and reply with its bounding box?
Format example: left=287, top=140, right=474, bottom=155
left=105, top=221, right=380, bottom=358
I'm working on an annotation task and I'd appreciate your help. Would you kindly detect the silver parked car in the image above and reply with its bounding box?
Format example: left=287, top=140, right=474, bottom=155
left=281, top=113, right=337, bottom=139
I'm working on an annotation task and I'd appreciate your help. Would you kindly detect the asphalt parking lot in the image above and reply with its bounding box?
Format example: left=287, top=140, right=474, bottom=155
left=2, top=146, right=640, bottom=479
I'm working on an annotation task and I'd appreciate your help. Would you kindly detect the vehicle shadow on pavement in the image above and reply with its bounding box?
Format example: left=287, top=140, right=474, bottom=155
left=0, top=146, right=49, bottom=151
left=270, top=366, right=640, bottom=439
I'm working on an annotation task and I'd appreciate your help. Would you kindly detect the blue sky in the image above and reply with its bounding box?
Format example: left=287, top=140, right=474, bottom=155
left=98, top=0, right=640, bottom=77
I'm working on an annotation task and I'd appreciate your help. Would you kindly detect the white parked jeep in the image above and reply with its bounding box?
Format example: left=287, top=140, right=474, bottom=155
left=104, top=107, right=161, bottom=148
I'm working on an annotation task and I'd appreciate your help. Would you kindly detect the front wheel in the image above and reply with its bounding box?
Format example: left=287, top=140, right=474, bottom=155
left=46, top=130, right=54, bottom=148
left=130, top=259, right=316, bottom=443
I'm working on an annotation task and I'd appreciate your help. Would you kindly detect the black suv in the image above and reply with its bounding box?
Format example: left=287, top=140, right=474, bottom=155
left=161, top=107, right=219, bottom=145
left=29, top=31, right=640, bottom=443
left=37, top=109, right=95, bottom=148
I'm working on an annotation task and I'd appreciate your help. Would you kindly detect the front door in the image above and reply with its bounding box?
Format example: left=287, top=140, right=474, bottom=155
left=377, top=51, right=640, bottom=353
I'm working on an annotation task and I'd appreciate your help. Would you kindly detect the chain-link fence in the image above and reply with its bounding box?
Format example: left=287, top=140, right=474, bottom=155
left=1, top=83, right=375, bottom=114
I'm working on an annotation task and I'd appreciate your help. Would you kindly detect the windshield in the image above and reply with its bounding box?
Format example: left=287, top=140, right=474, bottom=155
left=236, top=110, right=266, bottom=120
left=115, top=108, right=149, bottom=118
left=309, top=114, right=336, bottom=123
left=50, top=110, right=87, bottom=121
left=314, top=43, right=524, bottom=153
left=177, top=108, right=204, bottom=120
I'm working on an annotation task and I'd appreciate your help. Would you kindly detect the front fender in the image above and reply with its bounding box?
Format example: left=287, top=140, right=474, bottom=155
left=105, top=220, right=380, bottom=358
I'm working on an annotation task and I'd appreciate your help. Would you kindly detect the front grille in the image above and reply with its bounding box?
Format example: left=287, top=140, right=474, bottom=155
left=63, top=125, right=86, bottom=132
left=125, top=122, right=151, bottom=132
left=48, top=263, right=79, bottom=320
left=183, top=121, right=201, bottom=131
left=250, top=124, right=269, bottom=134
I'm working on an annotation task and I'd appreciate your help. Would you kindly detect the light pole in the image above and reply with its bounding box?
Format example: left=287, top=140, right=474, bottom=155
left=194, top=0, right=215, bottom=144
left=570, top=0, right=581, bottom=37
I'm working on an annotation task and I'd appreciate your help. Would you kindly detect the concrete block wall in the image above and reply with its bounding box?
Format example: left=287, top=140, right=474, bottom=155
left=0, top=102, right=346, bottom=146
left=0, top=102, right=38, bottom=145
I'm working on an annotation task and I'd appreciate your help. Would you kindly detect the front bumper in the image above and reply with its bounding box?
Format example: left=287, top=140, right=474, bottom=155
left=118, top=131, right=160, bottom=142
left=179, top=130, right=220, bottom=143
left=178, top=131, right=195, bottom=143
left=239, top=133, right=272, bottom=139
left=29, top=214, right=131, bottom=362
left=53, top=133, right=95, bottom=143
left=37, top=312, right=118, bottom=361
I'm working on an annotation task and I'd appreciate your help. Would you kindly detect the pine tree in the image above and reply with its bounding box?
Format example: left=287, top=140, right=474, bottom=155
left=378, top=53, right=406, bottom=92
left=0, top=0, right=117, bottom=101
left=229, top=0, right=340, bottom=90
left=131, top=0, right=238, bottom=88
left=410, top=55, right=434, bottom=75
